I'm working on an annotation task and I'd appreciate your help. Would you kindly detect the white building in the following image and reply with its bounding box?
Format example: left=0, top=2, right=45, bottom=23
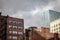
left=50, top=19, right=60, bottom=33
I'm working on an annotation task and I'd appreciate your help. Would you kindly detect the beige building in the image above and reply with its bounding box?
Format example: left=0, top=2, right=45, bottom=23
left=27, top=27, right=60, bottom=40
left=39, top=27, right=60, bottom=39
left=50, top=19, right=60, bottom=33
left=39, top=27, right=54, bottom=39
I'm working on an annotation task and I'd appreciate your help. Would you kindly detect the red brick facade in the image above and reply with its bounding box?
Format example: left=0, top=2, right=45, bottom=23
left=0, top=12, right=24, bottom=40
left=27, top=27, right=60, bottom=40
left=28, top=27, right=46, bottom=40
left=7, top=17, right=24, bottom=40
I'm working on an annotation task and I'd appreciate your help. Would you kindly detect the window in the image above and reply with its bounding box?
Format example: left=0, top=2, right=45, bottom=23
left=59, top=27, right=60, bottom=29
left=13, top=21, right=17, bottom=24
left=59, top=23, right=60, bottom=25
left=18, top=32, right=23, bottom=35
left=56, top=25, right=58, bottom=27
left=18, top=26, right=22, bottom=30
left=13, top=26, right=17, bottom=29
left=9, top=31, right=12, bottom=34
left=9, top=25, right=12, bottom=28
left=9, top=36, right=12, bottom=39
left=54, top=25, right=55, bottom=27
left=9, top=20, right=12, bottom=23
left=13, top=31, right=17, bottom=34
left=18, top=22, right=22, bottom=24
left=13, top=36, right=17, bottom=39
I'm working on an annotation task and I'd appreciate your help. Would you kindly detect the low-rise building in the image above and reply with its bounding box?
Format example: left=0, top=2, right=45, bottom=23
left=50, top=19, right=60, bottom=33
left=26, top=27, right=60, bottom=40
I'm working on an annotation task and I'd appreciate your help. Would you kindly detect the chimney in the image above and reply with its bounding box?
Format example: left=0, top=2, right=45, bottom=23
left=0, top=12, right=1, bottom=16
left=54, top=33, right=59, bottom=40
left=7, top=15, right=9, bottom=18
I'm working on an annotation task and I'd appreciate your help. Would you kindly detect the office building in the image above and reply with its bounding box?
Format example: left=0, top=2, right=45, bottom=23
left=48, top=10, right=60, bottom=33
left=0, top=12, right=24, bottom=40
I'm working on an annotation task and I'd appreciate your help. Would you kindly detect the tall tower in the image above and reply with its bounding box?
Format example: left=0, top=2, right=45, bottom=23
left=44, top=10, right=60, bottom=33
left=49, top=10, right=60, bottom=33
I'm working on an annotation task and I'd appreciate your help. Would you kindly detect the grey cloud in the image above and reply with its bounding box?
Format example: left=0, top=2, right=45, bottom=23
left=54, top=0, right=60, bottom=11
left=2, top=0, right=55, bottom=11
left=0, top=0, right=56, bottom=28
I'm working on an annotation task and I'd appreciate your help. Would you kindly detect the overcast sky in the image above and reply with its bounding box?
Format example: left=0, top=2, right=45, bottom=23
left=0, top=0, right=60, bottom=28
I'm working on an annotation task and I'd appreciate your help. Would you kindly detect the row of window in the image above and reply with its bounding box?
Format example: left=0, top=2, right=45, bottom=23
left=9, top=31, right=23, bottom=35
left=9, top=36, right=17, bottom=40
left=52, top=23, right=60, bottom=28
left=9, top=36, right=23, bottom=40
left=51, top=29, right=60, bottom=33
left=8, top=20, right=23, bottom=24
left=9, top=25, right=23, bottom=30
left=52, top=29, right=60, bottom=31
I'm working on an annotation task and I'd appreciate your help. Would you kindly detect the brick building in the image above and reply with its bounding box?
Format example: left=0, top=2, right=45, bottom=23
left=48, top=33, right=60, bottom=40
left=25, top=27, right=46, bottom=40
left=38, top=27, right=60, bottom=40
left=39, top=27, right=54, bottom=39
left=0, top=12, right=24, bottom=40
left=26, top=27, right=60, bottom=40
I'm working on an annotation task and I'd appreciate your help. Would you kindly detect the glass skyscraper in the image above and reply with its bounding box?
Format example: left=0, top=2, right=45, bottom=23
left=43, top=10, right=60, bottom=27
left=49, top=10, right=60, bottom=22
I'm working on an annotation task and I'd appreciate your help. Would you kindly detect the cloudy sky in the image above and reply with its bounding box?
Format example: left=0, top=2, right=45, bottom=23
left=0, top=0, right=60, bottom=28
